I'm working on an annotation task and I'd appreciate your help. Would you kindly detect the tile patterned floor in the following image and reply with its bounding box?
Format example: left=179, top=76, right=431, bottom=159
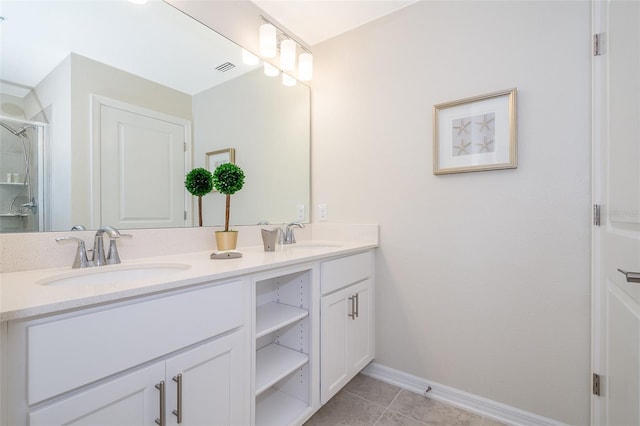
left=304, top=374, right=508, bottom=426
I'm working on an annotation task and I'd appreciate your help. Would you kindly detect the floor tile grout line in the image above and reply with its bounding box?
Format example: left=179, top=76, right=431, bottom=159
left=371, top=387, right=402, bottom=426
left=342, top=387, right=401, bottom=411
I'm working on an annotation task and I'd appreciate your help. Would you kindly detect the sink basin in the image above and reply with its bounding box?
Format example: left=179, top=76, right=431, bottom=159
left=40, top=263, right=191, bottom=287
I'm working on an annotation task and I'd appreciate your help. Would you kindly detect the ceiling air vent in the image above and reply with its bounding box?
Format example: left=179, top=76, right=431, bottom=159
left=215, top=62, right=236, bottom=72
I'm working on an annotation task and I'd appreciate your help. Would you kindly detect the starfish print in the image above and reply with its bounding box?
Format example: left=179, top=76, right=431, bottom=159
left=453, top=119, right=471, bottom=135
left=476, top=114, right=495, bottom=132
left=476, top=135, right=495, bottom=152
left=454, top=139, right=471, bottom=155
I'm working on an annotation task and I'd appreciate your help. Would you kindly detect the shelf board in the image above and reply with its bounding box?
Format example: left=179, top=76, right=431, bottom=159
left=256, top=344, right=308, bottom=396
left=0, top=182, right=28, bottom=186
left=256, top=387, right=309, bottom=426
left=256, top=302, right=309, bottom=339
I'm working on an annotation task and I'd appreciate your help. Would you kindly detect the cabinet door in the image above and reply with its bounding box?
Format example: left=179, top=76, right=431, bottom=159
left=347, top=281, right=373, bottom=374
left=165, top=330, right=247, bottom=426
left=320, top=280, right=373, bottom=404
left=28, top=362, right=164, bottom=426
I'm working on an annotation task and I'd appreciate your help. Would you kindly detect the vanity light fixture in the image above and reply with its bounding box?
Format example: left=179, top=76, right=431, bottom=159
left=259, top=23, right=277, bottom=58
left=279, top=39, right=296, bottom=71
left=298, top=52, right=313, bottom=81
left=258, top=15, right=313, bottom=83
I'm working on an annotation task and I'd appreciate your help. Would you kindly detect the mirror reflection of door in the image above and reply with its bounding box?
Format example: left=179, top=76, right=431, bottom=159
left=592, top=0, right=640, bottom=424
left=99, top=102, right=190, bottom=229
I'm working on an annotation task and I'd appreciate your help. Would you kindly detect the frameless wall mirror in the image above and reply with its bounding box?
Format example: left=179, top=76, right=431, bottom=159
left=0, top=0, right=310, bottom=233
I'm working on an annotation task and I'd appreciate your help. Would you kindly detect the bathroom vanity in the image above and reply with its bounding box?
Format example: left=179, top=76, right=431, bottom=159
left=0, top=240, right=375, bottom=426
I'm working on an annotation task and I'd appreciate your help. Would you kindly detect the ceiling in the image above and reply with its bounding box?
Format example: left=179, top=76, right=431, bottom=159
left=0, top=0, right=414, bottom=99
left=252, top=0, right=417, bottom=46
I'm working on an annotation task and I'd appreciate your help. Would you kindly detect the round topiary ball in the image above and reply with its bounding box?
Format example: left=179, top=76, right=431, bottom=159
left=212, top=163, right=245, bottom=195
left=185, top=168, right=213, bottom=197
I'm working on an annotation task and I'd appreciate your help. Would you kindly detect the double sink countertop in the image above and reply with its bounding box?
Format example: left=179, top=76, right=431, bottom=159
left=0, top=241, right=377, bottom=322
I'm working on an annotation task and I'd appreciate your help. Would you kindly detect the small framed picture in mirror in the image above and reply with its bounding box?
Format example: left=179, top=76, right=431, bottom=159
left=206, top=148, right=236, bottom=192
left=206, top=148, right=236, bottom=174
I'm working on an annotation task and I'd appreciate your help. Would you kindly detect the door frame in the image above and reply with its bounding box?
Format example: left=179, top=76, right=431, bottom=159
left=90, top=95, right=192, bottom=229
left=591, top=1, right=605, bottom=423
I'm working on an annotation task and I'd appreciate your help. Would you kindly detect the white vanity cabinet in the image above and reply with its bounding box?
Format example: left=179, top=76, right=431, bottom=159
left=6, top=279, right=250, bottom=426
left=320, top=251, right=375, bottom=404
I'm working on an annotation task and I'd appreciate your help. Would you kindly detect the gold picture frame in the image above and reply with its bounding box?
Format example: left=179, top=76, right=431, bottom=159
left=433, top=88, right=517, bottom=175
left=206, top=148, right=235, bottom=191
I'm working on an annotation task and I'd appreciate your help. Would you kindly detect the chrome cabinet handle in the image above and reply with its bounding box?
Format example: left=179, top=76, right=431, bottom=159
left=155, top=381, right=166, bottom=426
left=172, top=374, right=183, bottom=423
left=618, top=269, right=640, bottom=283
left=348, top=295, right=356, bottom=319
left=354, top=293, right=359, bottom=319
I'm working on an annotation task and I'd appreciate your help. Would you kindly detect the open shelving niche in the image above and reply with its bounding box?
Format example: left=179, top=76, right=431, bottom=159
left=255, top=268, right=313, bottom=426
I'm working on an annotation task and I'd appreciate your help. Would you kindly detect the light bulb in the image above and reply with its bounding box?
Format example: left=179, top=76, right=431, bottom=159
left=264, top=62, right=279, bottom=77
left=242, top=49, right=259, bottom=66
left=298, top=52, right=313, bottom=81
left=282, top=73, right=297, bottom=87
left=280, top=39, right=296, bottom=71
left=259, top=23, right=277, bottom=58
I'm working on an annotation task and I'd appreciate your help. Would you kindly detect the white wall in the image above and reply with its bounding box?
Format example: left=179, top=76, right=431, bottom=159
left=312, top=1, right=591, bottom=424
left=25, top=57, right=72, bottom=232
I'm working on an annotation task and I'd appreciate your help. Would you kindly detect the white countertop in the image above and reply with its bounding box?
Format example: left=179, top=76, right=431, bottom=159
left=0, top=241, right=376, bottom=322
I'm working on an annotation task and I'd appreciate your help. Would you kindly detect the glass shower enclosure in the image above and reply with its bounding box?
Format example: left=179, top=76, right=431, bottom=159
left=0, top=117, right=45, bottom=233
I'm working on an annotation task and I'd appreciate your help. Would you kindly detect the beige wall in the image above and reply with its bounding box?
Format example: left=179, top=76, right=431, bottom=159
left=192, top=68, right=310, bottom=226
left=312, top=1, right=591, bottom=424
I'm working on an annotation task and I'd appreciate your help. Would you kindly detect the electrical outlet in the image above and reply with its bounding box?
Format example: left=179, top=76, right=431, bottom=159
left=297, top=204, right=305, bottom=220
left=318, top=203, right=328, bottom=221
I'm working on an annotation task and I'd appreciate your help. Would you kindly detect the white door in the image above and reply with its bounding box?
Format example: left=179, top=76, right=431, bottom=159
left=165, top=331, right=247, bottom=426
left=28, top=362, right=164, bottom=426
left=592, top=0, right=640, bottom=424
left=100, top=103, right=188, bottom=229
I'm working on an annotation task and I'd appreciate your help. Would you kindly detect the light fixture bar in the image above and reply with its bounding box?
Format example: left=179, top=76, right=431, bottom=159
left=259, top=15, right=311, bottom=55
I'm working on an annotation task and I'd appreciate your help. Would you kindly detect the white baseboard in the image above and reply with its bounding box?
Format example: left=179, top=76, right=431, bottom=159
left=361, top=362, right=566, bottom=426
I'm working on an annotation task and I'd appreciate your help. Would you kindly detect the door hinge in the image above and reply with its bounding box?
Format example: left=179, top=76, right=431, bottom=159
left=593, top=204, right=601, bottom=226
left=184, top=211, right=187, bottom=221
left=593, top=373, right=601, bottom=396
left=593, top=33, right=604, bottom=56
left=183, top=142, right=187, bottom=152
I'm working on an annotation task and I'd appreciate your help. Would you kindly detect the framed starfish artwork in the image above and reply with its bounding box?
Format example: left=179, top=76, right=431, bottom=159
left=433, top=88, right=517, bottom=175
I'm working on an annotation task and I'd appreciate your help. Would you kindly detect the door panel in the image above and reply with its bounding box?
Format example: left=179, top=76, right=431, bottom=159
left=607, top=290, right=639, bottom=426
left=100, top=104, right=187, bottom=228
left=28, top=362, right=164, bottom=426
left=165, top=331, right=246, bottom=426
left=593, top=0, right=640, bottom=424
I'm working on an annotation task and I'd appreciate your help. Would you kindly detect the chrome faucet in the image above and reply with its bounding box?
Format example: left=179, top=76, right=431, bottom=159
left=56, top=236, right=93, bottom=268
left=92, top=226, right=132, bottom=266
left=57, top=226, right=132, bottom=268
left=283, top=222, right=304, bottom=244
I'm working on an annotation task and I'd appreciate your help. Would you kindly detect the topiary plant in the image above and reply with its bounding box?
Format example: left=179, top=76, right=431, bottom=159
left=185, top=167, right=213, bottom=226
left=212, top=163, right=245, bottom=232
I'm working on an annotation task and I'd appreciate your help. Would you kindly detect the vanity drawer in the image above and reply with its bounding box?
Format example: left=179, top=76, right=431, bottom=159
left=321, top=251, right=373, bottom=295
left=26, top=279, right=245, bottom=405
